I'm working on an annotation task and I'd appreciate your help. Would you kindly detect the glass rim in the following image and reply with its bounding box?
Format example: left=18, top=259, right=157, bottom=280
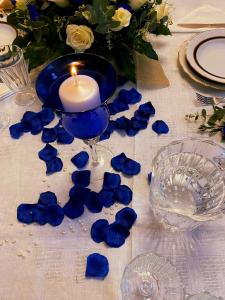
left=0, top=44, right=24, bottom=70
left=35, top=52, right=117, bottom=114
left=152, top=137, right=225, bottom=170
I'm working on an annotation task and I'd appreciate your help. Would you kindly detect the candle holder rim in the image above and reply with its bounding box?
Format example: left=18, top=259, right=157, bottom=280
left=35, top=52, right=117, bottom=114
left=0, top=21, right=18, bottom=40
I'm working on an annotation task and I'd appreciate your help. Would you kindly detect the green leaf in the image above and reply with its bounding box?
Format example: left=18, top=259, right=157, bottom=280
left=156, top=0, right=162, bottom=4
left=154, top=23, right=171, bottom=35
left=201, top=109, right=207, bottom=120
left=134, top=36, right=158, bottom=60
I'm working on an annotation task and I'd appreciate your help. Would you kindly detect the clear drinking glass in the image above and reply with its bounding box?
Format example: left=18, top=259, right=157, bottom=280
left=0, top=45, right=36, bottom=106
left=150, top=138, right=225, bottom=231
left=120, top=252, right=184, bottom=300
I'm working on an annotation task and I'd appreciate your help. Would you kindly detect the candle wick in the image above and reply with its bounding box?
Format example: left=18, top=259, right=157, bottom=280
left=74, top=75, right=78, bottom=86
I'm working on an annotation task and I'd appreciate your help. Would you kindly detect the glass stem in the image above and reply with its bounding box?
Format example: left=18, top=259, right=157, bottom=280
left=85, top=138, right=99, bottom=164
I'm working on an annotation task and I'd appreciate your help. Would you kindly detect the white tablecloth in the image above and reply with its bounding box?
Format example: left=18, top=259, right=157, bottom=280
left=1, top=1, right=225, bottom=299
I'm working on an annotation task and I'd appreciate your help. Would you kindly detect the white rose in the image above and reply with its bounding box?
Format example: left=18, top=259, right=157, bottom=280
left=48, top=0, right=69, bottom=7
left=155, top=2, right=170, bottom=22
left=111, top=7, right=132, bottom=32
left=129, top=0, right=147, bottom=10
left=66, top=24, right=94, bottom=52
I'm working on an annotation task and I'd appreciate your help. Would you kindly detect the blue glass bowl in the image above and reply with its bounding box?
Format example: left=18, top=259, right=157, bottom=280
left=35, top=53, right=117, bottom=112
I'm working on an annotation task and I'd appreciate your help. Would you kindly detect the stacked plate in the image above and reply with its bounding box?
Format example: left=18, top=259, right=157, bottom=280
left=178, top=29, right=225, bottom=90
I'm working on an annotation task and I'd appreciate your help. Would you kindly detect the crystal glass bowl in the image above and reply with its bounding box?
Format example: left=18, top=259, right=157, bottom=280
left=150, top=139, right=225, bottom=231
left=120, top=252, right=184, bottom=300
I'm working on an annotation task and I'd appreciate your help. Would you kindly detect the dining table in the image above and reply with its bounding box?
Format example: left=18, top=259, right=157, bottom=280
left=1, top=0, right=225, bottom=299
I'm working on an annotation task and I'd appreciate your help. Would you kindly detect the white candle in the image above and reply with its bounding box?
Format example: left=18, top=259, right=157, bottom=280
left=59, top=64, right=101, bottom=112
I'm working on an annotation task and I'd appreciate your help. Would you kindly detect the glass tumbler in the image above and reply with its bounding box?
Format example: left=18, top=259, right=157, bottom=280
left=0, top=45, right=36, bottom=106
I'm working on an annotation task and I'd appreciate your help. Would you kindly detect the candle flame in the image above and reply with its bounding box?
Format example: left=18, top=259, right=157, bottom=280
left=70, top=65, right=77, bottom=77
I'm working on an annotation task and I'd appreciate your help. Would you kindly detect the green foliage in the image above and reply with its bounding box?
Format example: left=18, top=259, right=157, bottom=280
left=6, top=0, right=172, bottom=79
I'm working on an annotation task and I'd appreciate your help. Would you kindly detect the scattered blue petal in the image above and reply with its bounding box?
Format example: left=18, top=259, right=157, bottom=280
left=37, top=107, right=55, bottom=126
left=91, top=219, right=109, bottom=243
left=111, top=153, right=127, bottom=172
left=108, top=98, right=129, bottom=115
left=152, top=120, right=169, bottom=135
left=30, top=117, right=43, bottom=135
left=63, top=198, right=84, bottom=219
left=114, top=185, right=133, bottom=205
left=38, top=144, right=57, bottom=161
left=38, top=191, right=57, bottom=207
left=85, top=253, right=109, bottom=280
left=69, top=186, right=90, bottom=204
left=99, top=131, right=111, bottom=141
left=72, top=170, right=91, bottom=187
left=131, top=118, right=148, bottom=130
left=98, top=189, right=115, bottom=208
left=125, top=127, right=139, bottom=137
left=32, top=205, right=47, bottom=225
left=139, top=102, right=155, bottom=116
left=21, top=111, right=36, bottom=132
left=121, top=158, right=141, bottom=176
left=115, top=207, right=137, bottom=230
left=17, top=204, right=36, bottom=224
left=56, top=126, right=74, bottom=144
left=104, top=222, right=130, bottom=248
left=85, top=191, right=103, bottom=213
left=45, top=204, right=64, bottom=226
left=41, top=127, right=57, bottom=143
left=46, top=157, right=63, bottom=175
left=119, top=88, right=142, bottom=104
left=103, top=172, right=121, bottom=190
left=115, top=116, right=131, bottom=130
left=71, top=151, right=89, bottom=169
left=134, top=110, right=150, bottom=122
left=9, top=123, right=24, bottom=139
left=148, top=172, right=152, bottom=184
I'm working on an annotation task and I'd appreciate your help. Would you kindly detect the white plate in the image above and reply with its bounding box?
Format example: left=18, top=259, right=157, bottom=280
left=178, top=41, right=225, bottom=91
left=186, top=29, right=225, bottom=84
left=0, top=22, right=17, bottom=46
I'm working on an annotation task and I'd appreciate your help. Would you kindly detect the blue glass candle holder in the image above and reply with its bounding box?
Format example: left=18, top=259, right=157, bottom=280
left=36, top=53, right=117, bottom=178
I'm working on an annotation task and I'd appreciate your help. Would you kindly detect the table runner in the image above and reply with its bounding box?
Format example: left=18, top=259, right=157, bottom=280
left=1, top=1, right=225, bottom=299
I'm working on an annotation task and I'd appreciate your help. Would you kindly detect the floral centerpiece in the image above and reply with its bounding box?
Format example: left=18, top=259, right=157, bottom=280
left=3, top=0, right=171, bottom=81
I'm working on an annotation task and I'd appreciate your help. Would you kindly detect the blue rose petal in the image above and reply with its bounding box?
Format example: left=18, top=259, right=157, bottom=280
left=45, top=204, right=64, bottom=226
left=71, top=151, right=89, bottom=169
left=121, top=158, right=141, bottom=176
left=27, top=3, right=40, bottom=21
left=111, top=153, right=127, bottom=172
left=115, top=116, right=131, bottom=130
left=37, top=107, right=55, bottom=126
left=41, top=127, right=58, bottom=143
left=91, top=219, right=109, bottom=243
left=148, top=172, right=152, bottom=184
left=108, top=98, right=129, bottom=115
left=72, top=170, right=91, bottom=187
left=30, top=117, right=43, bottom=135
left=152, top=120, right=169, bottom=135
left=103, top=172, right=121, bottom=190
left=98, top=189, right=115, bottom=208
left=69, top=186, right=90, bottom=203
left=63, top=198, right=84, bottom=219
left=38, top=144, right=58, bottom=161
left=21, top=111, right=37, bottom=132
left=56, top=126, right=74, bottom=144
left=9, top=123, right=24, bottom=139
left=85, top=253, right=109, bottom=280
left=134, top=109, right=150, bottom=122
left=114, top=185, right=133, bottom=205
left=131, top=118, right=148, bottom=130
left=119, top=88, right=142, bottom=104
left=99, top=131, right=111, bottom=141
left=125, top=127, right=139, bottom=137
left=115, top=207, right=137, bottom=230
left=139, top=102, right=155, bottom=116
left=46, top=157, right=63, bottom=175
left=17, top=204, right=36, bottom=224
left=32, top=205, right=48, bottom=225
left=38, top=191, right=57, bottom=207
left=104, top=222, right=130, bottom=248
left=85, top=191, right=103, bottom=213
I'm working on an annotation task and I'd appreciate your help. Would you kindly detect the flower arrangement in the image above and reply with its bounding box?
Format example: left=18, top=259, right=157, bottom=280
left=4, top=0, right=171, bottom=81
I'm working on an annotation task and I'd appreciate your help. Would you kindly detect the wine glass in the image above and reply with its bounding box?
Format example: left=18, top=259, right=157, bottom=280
left=61, top=103, right=113, bottom=179
left=35, top=53, right=117, bottom=179
left=0, top=45, right=36, bottom=106
left=120, top=252, right=184, bottom=300
left=150, top=138, right=225, bottom=232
